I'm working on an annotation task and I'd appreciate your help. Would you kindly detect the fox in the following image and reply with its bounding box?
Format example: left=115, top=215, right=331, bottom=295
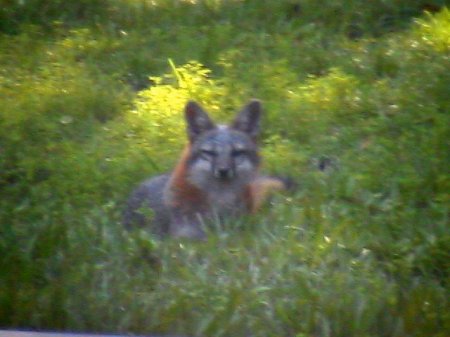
left=123, top=99, right=289, bottom=239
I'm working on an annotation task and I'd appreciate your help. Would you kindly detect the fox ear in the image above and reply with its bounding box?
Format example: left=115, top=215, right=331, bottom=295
left=185, top=101, right=216, bottom=142
left=231, top=99, right=262, bottom=140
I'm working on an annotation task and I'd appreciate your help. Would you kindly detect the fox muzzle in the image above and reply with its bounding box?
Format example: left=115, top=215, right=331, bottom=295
left=214, top=167, right=234, bottom=180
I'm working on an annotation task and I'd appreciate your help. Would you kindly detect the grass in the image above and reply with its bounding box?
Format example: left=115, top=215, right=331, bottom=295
left=0, top=1, right=449, bottom=336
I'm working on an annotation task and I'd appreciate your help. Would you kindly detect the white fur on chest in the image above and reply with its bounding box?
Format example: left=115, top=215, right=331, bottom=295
left=205, top=184, right=246, bottom=216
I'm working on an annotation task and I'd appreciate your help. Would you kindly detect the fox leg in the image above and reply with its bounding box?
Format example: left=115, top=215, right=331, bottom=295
left=169, top=210, right=207, bottom=240
left=248, top=176, right=292, bottom=213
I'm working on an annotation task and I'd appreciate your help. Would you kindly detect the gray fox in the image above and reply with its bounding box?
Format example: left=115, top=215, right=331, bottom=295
left=123, top=100, right=289, bottom=239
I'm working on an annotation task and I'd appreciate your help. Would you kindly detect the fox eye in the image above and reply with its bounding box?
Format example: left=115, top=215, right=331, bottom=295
left=232, top=149, right=247, bottom=157
left=200, top=149, right=216, bottom=157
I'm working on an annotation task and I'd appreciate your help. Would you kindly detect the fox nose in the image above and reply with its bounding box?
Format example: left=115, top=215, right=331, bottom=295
left=215, top=168, right=233, bottom=179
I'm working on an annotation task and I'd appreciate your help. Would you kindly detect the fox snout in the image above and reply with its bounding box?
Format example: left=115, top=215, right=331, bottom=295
left=213, top=153, right=235, bottom=180
left=214, top=167, right=234, bottom=180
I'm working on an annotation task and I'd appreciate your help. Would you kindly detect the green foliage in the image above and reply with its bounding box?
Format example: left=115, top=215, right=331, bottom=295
left=0, top=1, right=449, bottom=337
left=130, top=60, right=224, bottom=146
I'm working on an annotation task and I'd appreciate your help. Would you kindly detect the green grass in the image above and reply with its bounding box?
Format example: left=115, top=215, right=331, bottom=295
left=0, top=1, right=449, bottom=336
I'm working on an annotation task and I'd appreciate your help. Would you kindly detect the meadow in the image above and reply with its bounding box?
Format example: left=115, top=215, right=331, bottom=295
left=0, top=1, right=449, bottom=336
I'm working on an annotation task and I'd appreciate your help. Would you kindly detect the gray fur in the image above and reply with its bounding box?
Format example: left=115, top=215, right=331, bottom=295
left=123, top=174, right=171, bottom=236
left=123, top=100, right=264, bottom=239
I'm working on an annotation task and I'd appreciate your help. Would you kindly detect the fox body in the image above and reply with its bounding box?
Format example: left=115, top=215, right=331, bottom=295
left=124, top=100, right=286, bottom=239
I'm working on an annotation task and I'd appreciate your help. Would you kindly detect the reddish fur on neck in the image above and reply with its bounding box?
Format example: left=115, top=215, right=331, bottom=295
left=168, top=145, right=207, bottom=210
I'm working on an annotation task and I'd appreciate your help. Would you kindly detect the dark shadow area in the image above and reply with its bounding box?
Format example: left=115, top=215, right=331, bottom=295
left=1, top=0, right=447, bottom=36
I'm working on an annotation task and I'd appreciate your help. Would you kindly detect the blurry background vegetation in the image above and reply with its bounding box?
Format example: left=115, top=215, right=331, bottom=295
left=0, top=1, right=449, bottom=336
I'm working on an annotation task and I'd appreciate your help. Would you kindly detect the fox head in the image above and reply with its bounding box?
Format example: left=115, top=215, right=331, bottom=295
left=184, top=100, right=262, bottom=189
